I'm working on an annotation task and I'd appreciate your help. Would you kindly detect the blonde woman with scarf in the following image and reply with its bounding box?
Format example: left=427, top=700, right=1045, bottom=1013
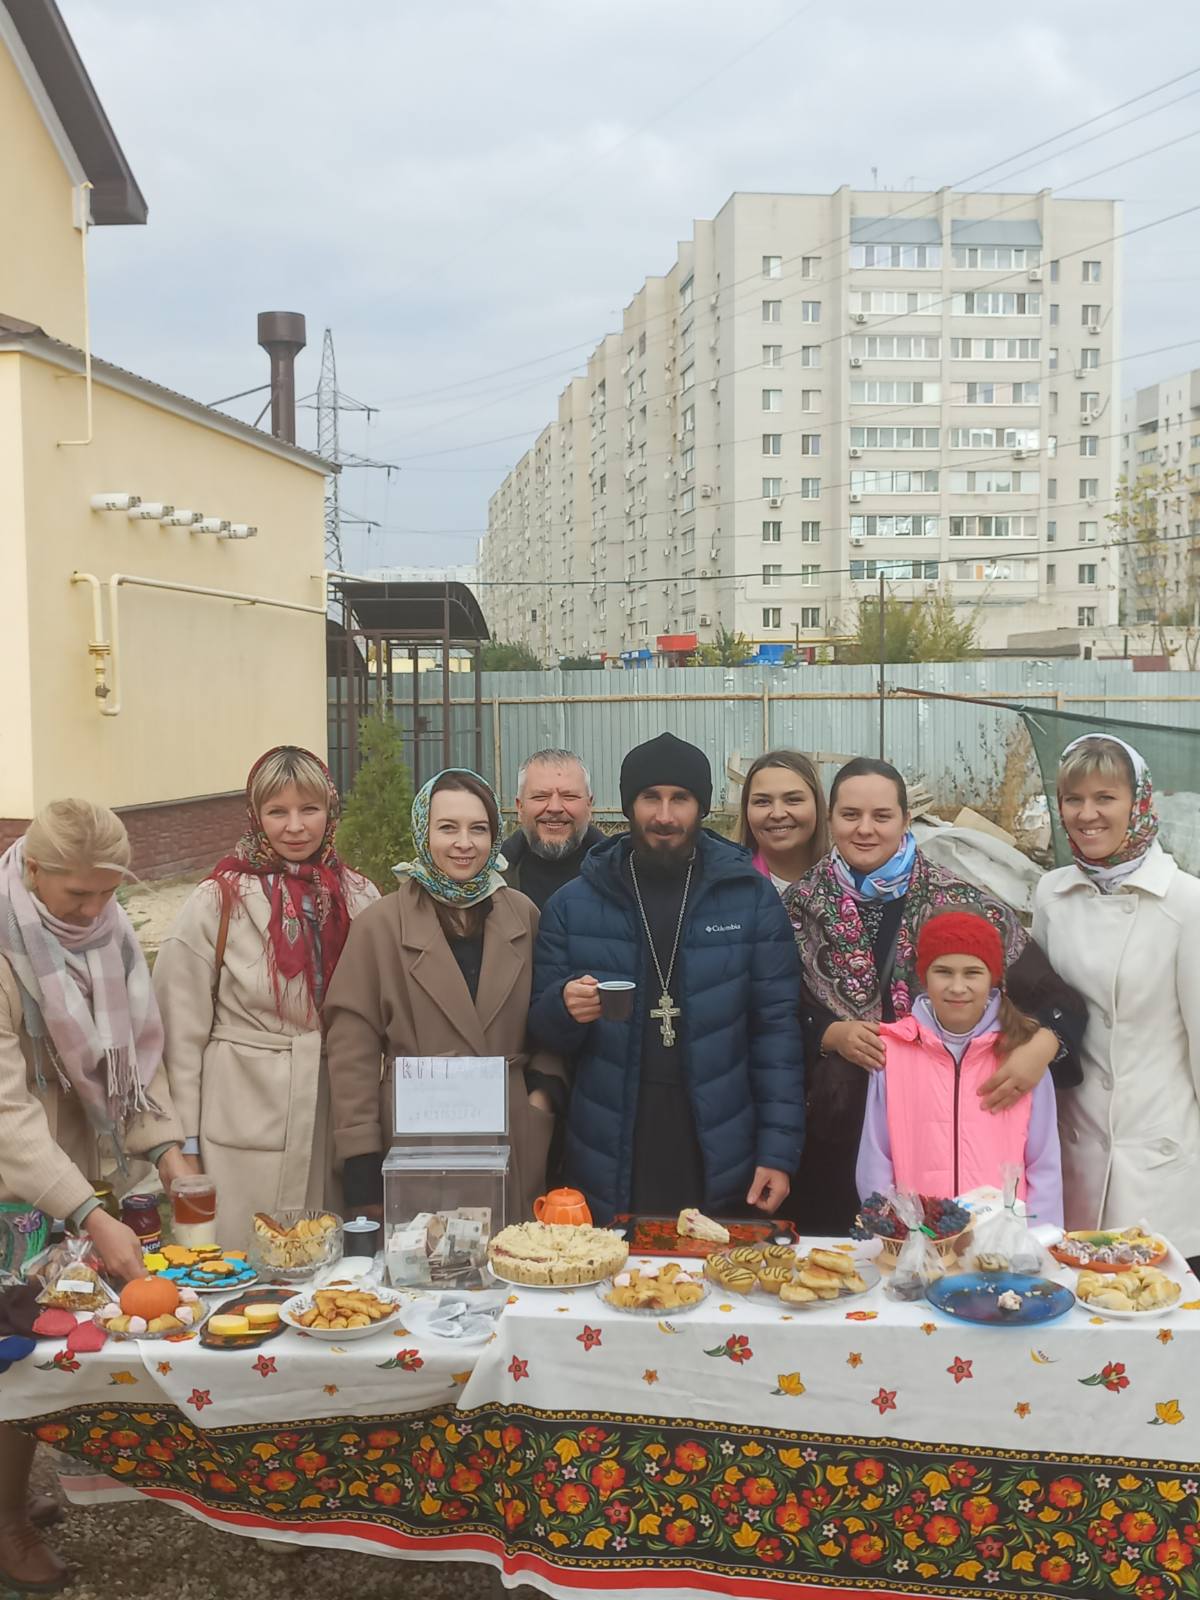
left=1034, top=734, right=1200, bottom=1269
left=0, top=800, right=187, bottom=1596
left=154, top=747, right=378, bottom=1250
left=325, top=768, right=566, bottom=1220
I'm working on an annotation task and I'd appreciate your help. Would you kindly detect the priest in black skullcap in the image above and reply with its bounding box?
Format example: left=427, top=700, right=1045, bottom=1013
left=528, top=731, right=805, bottom=1224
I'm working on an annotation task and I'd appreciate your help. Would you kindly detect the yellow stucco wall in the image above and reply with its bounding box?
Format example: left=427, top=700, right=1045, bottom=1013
left=0, top=38, right=86, bottom=346
left=10, top=349, right=328, bottom=814
left=0, top=359, right=35, bottom=815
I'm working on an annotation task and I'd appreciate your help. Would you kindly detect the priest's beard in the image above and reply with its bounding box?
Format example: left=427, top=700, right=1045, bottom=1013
left=522, top=819, right=588, bottom=860
left=629, top=815, right=701, bottom=876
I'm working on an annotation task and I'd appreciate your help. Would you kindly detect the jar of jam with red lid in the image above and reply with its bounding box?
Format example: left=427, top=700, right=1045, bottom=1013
left=120, top=1193, right=163, bottom=1253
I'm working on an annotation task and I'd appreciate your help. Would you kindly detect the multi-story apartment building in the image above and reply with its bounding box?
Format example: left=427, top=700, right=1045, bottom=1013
left=1119, top=372, right=1200, bottom=626
left=480, top=188, right=1121, bottom=661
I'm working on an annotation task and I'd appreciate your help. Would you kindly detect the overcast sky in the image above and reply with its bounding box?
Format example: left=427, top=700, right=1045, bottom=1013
left=63, top=0, right=1200, bottom=575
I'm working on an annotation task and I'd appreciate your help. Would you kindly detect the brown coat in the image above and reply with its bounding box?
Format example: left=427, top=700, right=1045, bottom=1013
left=324, top=880, right=565, bottom=1222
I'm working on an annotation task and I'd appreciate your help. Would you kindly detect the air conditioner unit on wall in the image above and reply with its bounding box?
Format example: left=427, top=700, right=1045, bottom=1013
left=1028, top=267, right=1042, bottom=281
left=699, top=614, right=712, bottom=626
left=853, top=313, right=868, bottom=324
left=849, top=491, right=862, bottom=503
left=850, top=532, right=866, bottom=545
left=1088, top=323, right=1100, bottom=336
left=700, top=485, right=713, bottom=498
left=849, top=357, right=863, bottom=368
left=849, top=447, right=862, bottom=458
left=768, top=495, right=783, bottom=508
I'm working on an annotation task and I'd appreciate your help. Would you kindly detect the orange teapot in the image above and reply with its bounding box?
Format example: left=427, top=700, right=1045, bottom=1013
left=533, top=1187, right=592, bottom=1226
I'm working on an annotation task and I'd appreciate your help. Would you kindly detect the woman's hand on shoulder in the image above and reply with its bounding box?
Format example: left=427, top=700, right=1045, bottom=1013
left=978, top=1027, right=1056, bottom=1112
left=821, top=1019, right=885, bottom=1071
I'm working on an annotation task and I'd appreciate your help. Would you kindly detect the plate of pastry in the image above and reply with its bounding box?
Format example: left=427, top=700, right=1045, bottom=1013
left=705, top=1244, right=879, bottom=1308
left=486, top=1221, right=628, bottom=1288
left=1074, top=1265, right=1181, bottom=1319
left=600, top=1261, right=709, bottom=1315
left=1049, top=1227, right=1168, bottom=1274
left=280, top=1285, right=407, bottom=1341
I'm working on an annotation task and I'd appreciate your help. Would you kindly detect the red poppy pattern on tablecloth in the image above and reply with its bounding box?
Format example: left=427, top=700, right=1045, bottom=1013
left=577, top=1326, right=602, bottom=1353
left=16, top=1401, right=1200, bottom=1597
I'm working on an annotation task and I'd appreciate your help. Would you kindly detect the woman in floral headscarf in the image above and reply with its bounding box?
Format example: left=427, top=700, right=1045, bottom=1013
left=154, top=747, right=378, bottom=1247
left=1034, top=735, right=1200, bottom=1267
left=325, top=768, right=566, bottom=1219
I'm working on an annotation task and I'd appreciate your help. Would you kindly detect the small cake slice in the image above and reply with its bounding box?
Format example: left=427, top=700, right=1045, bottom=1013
left=676, top=1208, right=730, bottom=1244
left=209, top=1313, right=250, bottom=1337
left=243, top=1304, right=281, bottom=1331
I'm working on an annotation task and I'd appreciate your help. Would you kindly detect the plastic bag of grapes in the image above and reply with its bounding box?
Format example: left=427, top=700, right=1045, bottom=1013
left=884, top=1190, right=944, bottom=1302
left=966, top=1164, right=1046, bottom=1276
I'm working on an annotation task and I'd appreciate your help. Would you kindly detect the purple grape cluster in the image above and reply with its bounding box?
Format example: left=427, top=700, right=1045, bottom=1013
left=857, top=1192, right=908, bottom=1240
left=855, top=1192, right=970, bottom=1242
left=921, top=1195, right=971, bottom=1238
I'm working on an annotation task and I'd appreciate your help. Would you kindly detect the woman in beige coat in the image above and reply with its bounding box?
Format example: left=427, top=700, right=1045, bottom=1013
left=155, top=747, right=377, bottom=1249
left=325, top=768, right=566, bottom=1223
left=1034, top=734, right=1200, bottom=1268
left=0, top=800, right=187, bottom=1596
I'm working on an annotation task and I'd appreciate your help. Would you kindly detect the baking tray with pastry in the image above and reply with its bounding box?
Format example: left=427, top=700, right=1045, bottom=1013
left=610, top=1207, right=797, bottom=1258
left=705, top=1243, right=880, bottom=1309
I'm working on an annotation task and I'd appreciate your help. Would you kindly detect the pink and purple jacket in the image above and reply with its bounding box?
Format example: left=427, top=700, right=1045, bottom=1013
left=855, top=994, right=1064, bottom=1225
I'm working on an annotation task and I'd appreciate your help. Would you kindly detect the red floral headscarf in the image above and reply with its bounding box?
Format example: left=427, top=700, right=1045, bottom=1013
left=209, top=746, right=352, bottom=1013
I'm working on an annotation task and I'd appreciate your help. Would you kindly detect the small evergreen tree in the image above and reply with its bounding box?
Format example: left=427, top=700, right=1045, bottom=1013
left=695, top=625, right=753, bottom=666
left=335, top=715, right=415, bottom=893
left=481, top=639, right=544, bottom=671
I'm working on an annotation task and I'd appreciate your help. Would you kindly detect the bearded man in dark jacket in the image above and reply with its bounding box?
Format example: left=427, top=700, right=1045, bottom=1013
left=528, top=732, right=805, bottom=1224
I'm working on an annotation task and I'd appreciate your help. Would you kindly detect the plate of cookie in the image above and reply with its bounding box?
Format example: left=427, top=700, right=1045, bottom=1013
left=1074, top=1265, right=1182, bottom=1319
left=705, top=1244, right=880, bottom=1309
left=147, top=1244, right=259, bottom=1294
left=600, top=1261, right=710, bottom=1315
left=280, top=1285, right=407, bottom=1341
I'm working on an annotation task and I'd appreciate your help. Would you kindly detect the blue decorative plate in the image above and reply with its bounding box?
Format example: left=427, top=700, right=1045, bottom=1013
left=926, top=1272, right=1075, bottom=1326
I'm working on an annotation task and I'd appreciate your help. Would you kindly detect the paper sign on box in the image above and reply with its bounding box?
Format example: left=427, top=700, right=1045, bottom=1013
left=392, top=1055, right=507, bottom=1136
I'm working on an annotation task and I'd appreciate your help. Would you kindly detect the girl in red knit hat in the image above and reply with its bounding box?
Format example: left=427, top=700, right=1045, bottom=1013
left=855, top=911, right=1064, bottom=1225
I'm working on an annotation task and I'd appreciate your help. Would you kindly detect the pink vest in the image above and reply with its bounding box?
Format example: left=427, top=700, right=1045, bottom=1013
left=880, top=1015, right=1032, bottom=1200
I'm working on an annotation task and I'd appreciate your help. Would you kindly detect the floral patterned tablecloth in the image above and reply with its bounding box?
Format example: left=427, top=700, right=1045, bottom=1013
left=3, top=1247, right=1200, bottom=1600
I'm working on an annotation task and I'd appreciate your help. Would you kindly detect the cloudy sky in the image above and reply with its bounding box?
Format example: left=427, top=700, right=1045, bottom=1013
left=64, top=0, right=1200, bottom=575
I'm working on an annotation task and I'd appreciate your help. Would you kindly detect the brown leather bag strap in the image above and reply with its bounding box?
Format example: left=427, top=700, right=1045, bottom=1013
left=211, top=894, right=232, bottom=1006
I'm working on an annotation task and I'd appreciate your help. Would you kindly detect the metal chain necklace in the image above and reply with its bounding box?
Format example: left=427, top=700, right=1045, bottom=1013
left=629, top=853, right=693, bottom=1047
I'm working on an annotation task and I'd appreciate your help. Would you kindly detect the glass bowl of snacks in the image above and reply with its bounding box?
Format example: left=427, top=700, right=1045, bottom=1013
left=249, top=1209, right=343, bottom=1284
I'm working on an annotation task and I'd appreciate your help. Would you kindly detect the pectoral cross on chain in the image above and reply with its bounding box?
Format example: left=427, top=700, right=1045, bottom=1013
left=651, top=990, right=681, bottom=1047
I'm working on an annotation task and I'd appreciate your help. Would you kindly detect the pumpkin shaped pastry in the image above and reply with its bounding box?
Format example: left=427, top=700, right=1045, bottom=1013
left=119, top=1277, right=180, bottom=1322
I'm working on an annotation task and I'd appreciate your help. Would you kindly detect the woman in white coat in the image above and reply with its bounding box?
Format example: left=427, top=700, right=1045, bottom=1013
left=1033, top=734, right=1200, bottom=1270
left=155, top=747, right=377, bottom=1248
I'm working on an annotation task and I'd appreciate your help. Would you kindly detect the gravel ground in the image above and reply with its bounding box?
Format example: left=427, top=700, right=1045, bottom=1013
left=10, top=1451, right=536, bottom=1600
left=120, top=873, right=205, bottom=959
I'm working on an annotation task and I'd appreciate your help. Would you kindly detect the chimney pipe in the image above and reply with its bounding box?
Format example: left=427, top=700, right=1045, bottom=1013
left=257, top=311, right=306, bottom=444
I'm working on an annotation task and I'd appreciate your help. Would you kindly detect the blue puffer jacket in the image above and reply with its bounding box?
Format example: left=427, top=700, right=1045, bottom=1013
left=528, top=830, right=805, bottom=1222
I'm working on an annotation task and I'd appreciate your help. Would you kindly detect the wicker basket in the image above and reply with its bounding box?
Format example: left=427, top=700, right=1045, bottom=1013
left=874, top=1222, right=972, bottom=1270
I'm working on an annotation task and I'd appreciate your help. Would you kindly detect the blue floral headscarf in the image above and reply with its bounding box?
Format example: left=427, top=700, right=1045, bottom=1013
left=393, top=769, right=508, bottom=907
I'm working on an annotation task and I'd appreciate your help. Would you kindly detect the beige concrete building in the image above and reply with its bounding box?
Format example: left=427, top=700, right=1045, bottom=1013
left=1119, top=372, right=1200, bottom=627
left=480, top=187, right=1121, bottom=662
left=0, top=0, right=329, bottom=871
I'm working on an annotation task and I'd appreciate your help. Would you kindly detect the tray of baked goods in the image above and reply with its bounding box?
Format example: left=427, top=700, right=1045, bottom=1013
left=486, top=1221, right=629, bottom=1288
left=610, top=1208, right=797, bottom=1259
left=599, top=1261, right=709, bottom=1315
left=1049, top=1225, right=1168, bottom=1274
left=705, top=1243, right=880, bottom=1309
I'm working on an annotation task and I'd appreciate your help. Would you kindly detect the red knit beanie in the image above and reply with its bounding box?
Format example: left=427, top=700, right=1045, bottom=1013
left=916, top=912, right=1004, bottom=985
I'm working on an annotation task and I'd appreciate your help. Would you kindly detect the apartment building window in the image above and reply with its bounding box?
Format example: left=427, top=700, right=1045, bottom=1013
left=762, top=388, right=783, bottom=412
left=801, top=256, right=820, bottom=278
left=852, top=425, right=941, bottom=449
left=1080, top=349, right=1100, bottom=370
left=682, top=528, right=696, bottom=553
left=851, top=559, right=941, bottom=579
left=800, top=606, right=821, bottom=627
left=1049, top=304, right=1059, bottom=326
left=1047, top=520, right=1057, bottom=542
left=952, top=291, right=1041, bottom=315
left=948, top=515, right=1037, bottom=538
left=762, top=476, right=782, bottom=498
left=681, top=446, right=695, bottom=472
left=850, top=334, right=941, bottom=359
left=681, top=362, right=694, bottom=391
left=850, top=514, right=938, bottom=538
left=1078, top=606, right=1096, bottom=626
left=680, top=276, right=694, bottom=308
left=1080, top=435, right=1098, bottom=456
left=683, top=609, right=696, bottom=630
left=762, top=520, right=782, bottom=542
left=1082, top=261, right=1101, bottom=283
left=762, top=564, right=783, bottom=587
left=951, top=381, right=1039, bottom=405
left=852, top=379, right=940, bottom=404
left=850, top=243, right=942, bottom=268
left=851, top=469, right=939, bottom=493
left=800, top=345, right=821, bottom=368
left=762, top=255, right=782, bottom=279
left=1079, top=521, right=1097, bottom=543
left=1081, top=391, right=1100, bottom=414
left=1046, top=563, right=1056, bottom=585
left=946, top=469, right=1038, bottom=493
left=1048, top=478, right=1057, bottom=500
left=800, top=434, right=820, bottom=455
left=681, top=322, right=695, bottom=351
left=800, top=564, right=820, bottom=586
left=801, top=301, right=821, bottom=322
left=762, top=299, right=782, bottom=322
left=951, top=244, right=1041, bottom=270
left=638, top=621, right=649, bottom=637
left=1078, top=563, right=1097, bottom=585
left=1082, top=304, right=1101, bottom=326
left=1079, top=478, right=1099, bottom=499
left=681, top=570, right=696, bottom=593
left=851, top=290, right=941, bottom=314
left=682, top=404, right=695, bottom=431
left=1049, top=259, right=1060, bottom=282
left=680, top=488, right=695, bottom=513
left=638, top=332, right=647, bottom=355
left=1049, top=389, right=1058, bottom=413
left=950, top=337, right=1040, bottom=360
left=1048, top=347, right=1059, bottom=371
left=801, top=389, right=820, bottom=411
left=762, top=607, right=782, bottom=629
left=762, top=344, right=783, bottom=368
left=800, top=477, right=821, bottom=498
left=949, top=426, right=1039, bottom=449
left=762, top=433, right=783, bottom=455
left=800, top=520, right=820, bottom=542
